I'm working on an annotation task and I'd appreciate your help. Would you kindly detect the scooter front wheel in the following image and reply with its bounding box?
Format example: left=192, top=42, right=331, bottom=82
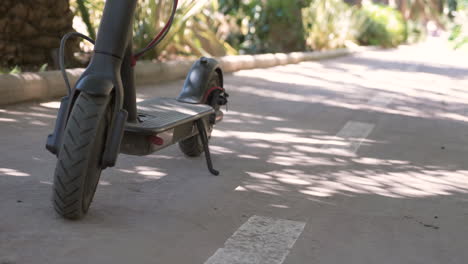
left=52, top=92, right=111, bottom=220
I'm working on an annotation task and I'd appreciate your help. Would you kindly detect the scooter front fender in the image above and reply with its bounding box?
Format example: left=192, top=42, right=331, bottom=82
left=75, top=52, right=123, bottom=98
left=75, top=74, right=114, bottom=96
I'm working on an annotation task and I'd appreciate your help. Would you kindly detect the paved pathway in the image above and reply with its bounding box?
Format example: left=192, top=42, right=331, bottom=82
left=1, top=41, right=468, bottom=264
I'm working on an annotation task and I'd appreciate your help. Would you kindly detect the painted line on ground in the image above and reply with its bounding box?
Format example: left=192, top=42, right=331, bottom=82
left=204, top=215, right=306, bottom=264
left=321, top=121, right=375, bottom=155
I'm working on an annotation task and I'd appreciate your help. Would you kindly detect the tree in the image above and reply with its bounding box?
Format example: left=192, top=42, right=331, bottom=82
left=0, top=0, right=75, bottom=70
left=263, top=0, right=308, bottom=52
left=219, top=0, right=308, bottom=53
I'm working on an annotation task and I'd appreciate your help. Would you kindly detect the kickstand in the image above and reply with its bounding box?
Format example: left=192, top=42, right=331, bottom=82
left=196, top=119, right=220, bottom=176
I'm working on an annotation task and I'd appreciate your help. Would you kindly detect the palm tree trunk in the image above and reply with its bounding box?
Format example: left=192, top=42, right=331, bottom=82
left=264, top=0, right=306, bottom=53
left=0, top=0, right=75, bottom=70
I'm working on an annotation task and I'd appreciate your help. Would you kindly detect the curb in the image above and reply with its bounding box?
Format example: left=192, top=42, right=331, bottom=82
left=0, top=48, right=360, bottom=106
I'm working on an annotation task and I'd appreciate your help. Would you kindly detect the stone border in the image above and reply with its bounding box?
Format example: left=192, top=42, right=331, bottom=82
left=0, top=48, right=358, bottom=105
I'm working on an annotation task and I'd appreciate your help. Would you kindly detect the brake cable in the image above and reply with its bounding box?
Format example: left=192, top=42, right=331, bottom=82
left=133, top=0, right=179, bottom=63
left=59, top=32, right=95, bottom=95
left=59, top=0, right=179, bottom=94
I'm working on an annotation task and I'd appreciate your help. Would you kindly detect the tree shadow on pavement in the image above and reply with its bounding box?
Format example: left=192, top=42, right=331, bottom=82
left=1, top=49, right=468, bottom=264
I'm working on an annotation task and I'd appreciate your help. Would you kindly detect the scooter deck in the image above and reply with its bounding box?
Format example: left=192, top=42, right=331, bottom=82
left=125, top=97, right=214, bottom=134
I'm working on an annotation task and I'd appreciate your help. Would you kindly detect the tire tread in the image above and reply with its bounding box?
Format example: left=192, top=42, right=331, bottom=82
left=52, top=93, right=109, bottom=220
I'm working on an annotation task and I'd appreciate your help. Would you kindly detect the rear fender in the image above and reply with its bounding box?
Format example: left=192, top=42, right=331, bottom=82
left=177, top=57, right=223, bottom=104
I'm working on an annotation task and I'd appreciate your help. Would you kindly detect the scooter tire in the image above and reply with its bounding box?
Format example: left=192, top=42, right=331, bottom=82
left=52, top=92, right=111, bottom=220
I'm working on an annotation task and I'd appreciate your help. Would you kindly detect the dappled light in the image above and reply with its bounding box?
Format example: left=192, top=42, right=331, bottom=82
left=215, top=130, right=363, bottom=147
left=40, top=101, right=61, bottom=109
left=213, top=104, right=468, bottom=201
left=226, top=110, right=286, bottom=122
left=1, top=43, right=467, bottom=207
left=1, top=1, right=468, bottom=262
left=0, top=101, right=59, bottom=128
left=269, top=204, right=289, bottom=209
left=238, top=154, right=260, bottom=160
left=0, top=168, right=30, bottom=177
left=201, top=46, right=468, bottom=204
left=216, top=107, right=468, bottom=200
left=0, top=117, right=17, bottom=123
left=229, top=48, right=468, bottom=126
left=116, top=166, right=167, bottom=181
left=235, top=166, right=468, bottom=199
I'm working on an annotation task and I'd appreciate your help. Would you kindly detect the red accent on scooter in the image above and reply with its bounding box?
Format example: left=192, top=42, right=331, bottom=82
left=132, top=0, right=179, bottom=66
left=149, top=135, right=164, bottom=146
left=131, top=56, right=137, bottom=67
left=203, top=86, right=224, bottom=103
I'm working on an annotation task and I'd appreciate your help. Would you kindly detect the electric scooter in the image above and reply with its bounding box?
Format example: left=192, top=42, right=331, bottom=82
left=45, top=0, right=229, bottom=220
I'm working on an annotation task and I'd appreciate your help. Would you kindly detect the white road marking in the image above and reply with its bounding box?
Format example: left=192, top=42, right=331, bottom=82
left=204, top=215, right=306, bottom=264
left=321, top=121, right=375, bottom=155
left=368, top=93, right=393, bottom=108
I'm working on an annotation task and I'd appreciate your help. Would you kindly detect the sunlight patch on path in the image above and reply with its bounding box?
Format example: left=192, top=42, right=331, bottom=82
left=321, top=121, right=375, bottom=155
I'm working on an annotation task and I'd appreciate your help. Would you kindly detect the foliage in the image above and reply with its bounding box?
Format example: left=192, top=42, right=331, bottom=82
left=302, top=0, right=364, bottom=51
left=70, top=0, right=235, bottom=60
left=0, top=66, right=21, bottom=75
left=76, top=0, right=97, bottom=40
left=449, top=5, right=468, bottom=49
left=357, top=3, right=407, bottom=47
left=219, top=0, right=308, bottom=54
left=449, top=0, right=458, bottom=18
left=218, top=0, right=267, bottom=53
left=134, top=0, right=236, bottom=60
left=68, top=0, right=416, bottom=59
left=397, top=0, right=444, bottom=27
left=405, top=20, right=427, bottom=44
left=71, top=0, right=104, bottom=40
left=0, top=63, right=48, bottom=75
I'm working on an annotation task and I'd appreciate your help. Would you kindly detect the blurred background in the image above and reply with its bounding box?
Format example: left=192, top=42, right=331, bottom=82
left=1, top=0, right=467, bottom=73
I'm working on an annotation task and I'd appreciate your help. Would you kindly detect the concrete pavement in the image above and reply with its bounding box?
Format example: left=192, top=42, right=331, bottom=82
left=1, top=41, right=468, bottom=264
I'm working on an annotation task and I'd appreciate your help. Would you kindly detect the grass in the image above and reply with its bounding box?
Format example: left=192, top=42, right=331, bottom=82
left=0, top=64, right=48, bottom=75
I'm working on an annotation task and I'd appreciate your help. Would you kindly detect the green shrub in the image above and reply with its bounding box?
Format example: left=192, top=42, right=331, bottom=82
left=449, top=7, right=468, bottom=50
left=219, top=0, right=308, bottom=54
left=133, top=0, right=237, bottom=59
left=302, top=0, right=364, bottom=51
left=0, top=66, right=21, bottom=75
left=208, top=0, right=265, bottom=54
left=357, top=3, right=407, bottom=47
left=405, top=20, right=427, bottom=44
left=71, top=0, right=235, bottom=60
left=71, top=0, right=104, bottom=41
